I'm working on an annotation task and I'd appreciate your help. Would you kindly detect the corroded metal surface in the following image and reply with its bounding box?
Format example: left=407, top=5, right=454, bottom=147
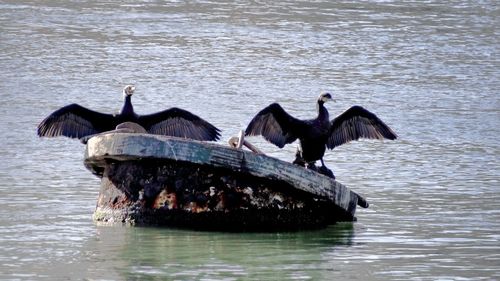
left=84, top=133, right=368, bottom=230
left=93, top=161, right=352, bottom=231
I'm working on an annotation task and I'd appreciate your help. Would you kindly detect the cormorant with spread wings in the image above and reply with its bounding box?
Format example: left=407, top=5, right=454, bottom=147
left=37, top=85, right=221, bottom=142
left=245, top=92, right=397, bottom=178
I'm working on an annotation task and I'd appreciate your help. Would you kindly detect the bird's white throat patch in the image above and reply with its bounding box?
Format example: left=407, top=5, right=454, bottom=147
left=123, top=85, right=135, bottom=97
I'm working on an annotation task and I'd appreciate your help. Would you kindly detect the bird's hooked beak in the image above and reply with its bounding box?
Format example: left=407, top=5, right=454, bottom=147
left=320, top=92, right=333, bottom=103
left=123, top=85, right=136, bottom=97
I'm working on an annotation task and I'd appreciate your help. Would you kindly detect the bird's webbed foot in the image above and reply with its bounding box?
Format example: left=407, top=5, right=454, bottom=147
left=292, top=147, right=306, bottom=167
left=298, top=158, right=336, bottom=179
left=318, top=165, right=335, bottom=179
left=293, top=154, right=306, bottom=167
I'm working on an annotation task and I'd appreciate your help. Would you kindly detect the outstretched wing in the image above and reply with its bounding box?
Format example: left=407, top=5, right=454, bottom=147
left=37, top=104, right=115, bottom=139
left=137, top=107, right=221, bottom=141
left=327, top=105, right=397, bottom=149
left=244, top=103, right=307, bottom=148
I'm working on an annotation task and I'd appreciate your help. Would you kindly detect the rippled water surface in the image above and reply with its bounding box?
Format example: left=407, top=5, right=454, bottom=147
left=1, top=1, right=499, bottom=280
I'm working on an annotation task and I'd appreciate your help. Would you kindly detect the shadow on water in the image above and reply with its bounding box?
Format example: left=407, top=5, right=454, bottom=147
left=89, top=223, right=356, bottom=280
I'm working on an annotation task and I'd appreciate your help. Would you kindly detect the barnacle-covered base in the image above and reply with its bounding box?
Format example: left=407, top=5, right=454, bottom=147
left=93, top=160, right=352, bottom=231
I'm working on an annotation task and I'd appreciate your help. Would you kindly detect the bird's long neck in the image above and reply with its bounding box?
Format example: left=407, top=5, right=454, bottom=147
left=120, top=95, right=134, bottom=116
left=316, top=100, right=329, bottom=123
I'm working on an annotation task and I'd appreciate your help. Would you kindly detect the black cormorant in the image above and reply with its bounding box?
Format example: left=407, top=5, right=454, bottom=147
left=37, top=85, right=221, bottom=142
left=245, top=92, right=397, bottom=178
